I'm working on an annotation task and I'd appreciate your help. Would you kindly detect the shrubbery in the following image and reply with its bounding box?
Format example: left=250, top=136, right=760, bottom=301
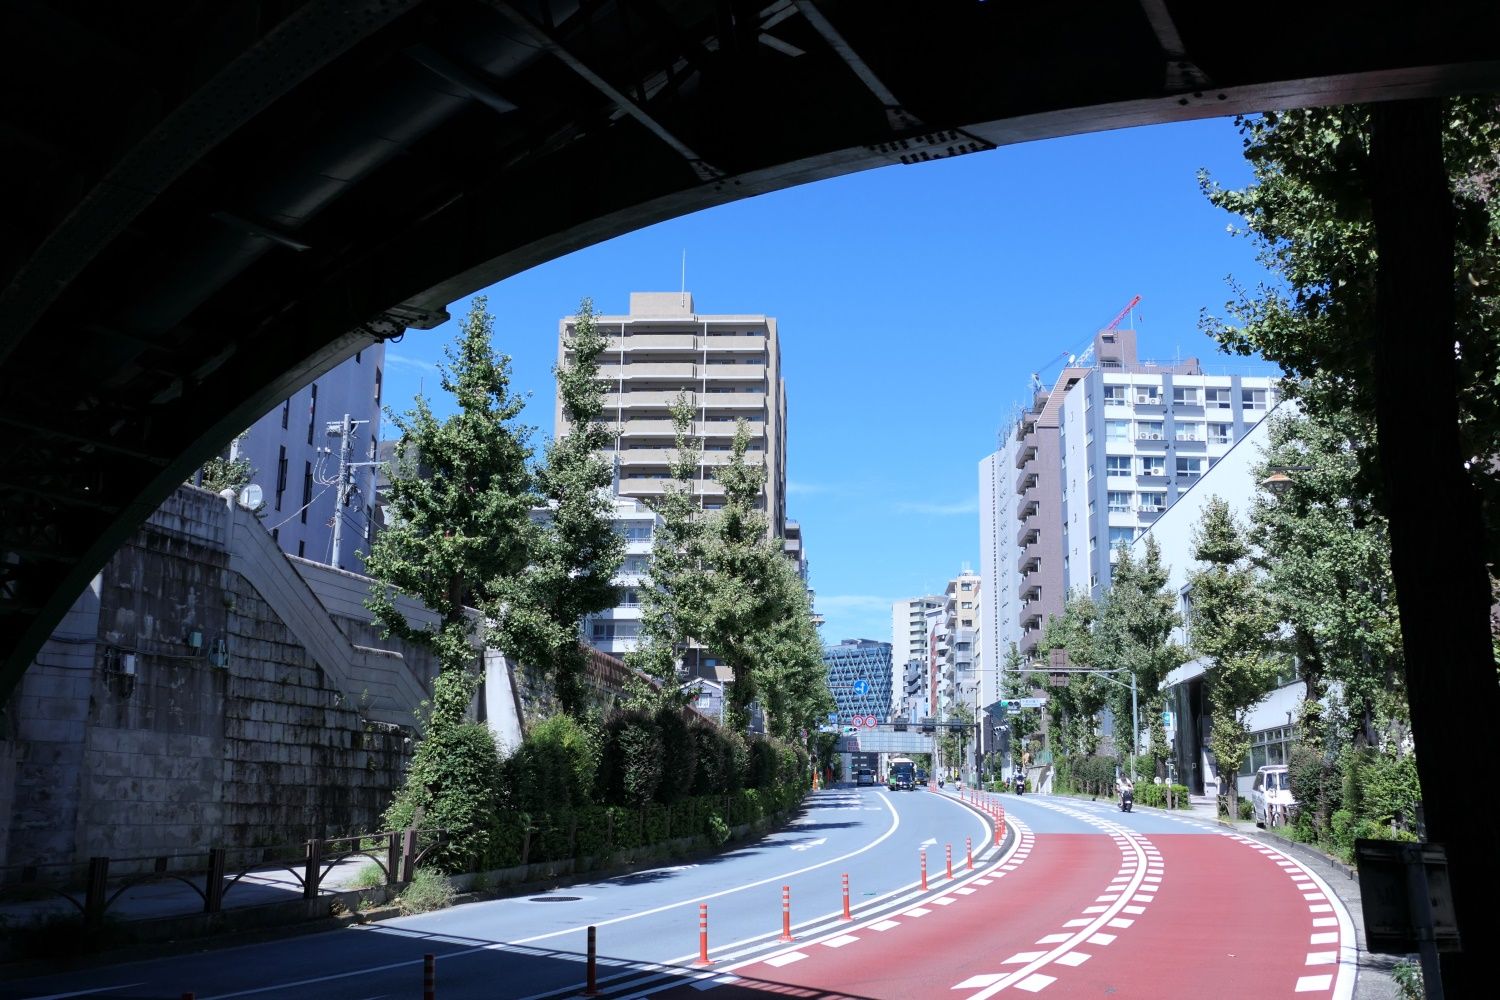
left=1287, top=720, right=1423, bottom=864
left=396, top=707, right=810, bottom=877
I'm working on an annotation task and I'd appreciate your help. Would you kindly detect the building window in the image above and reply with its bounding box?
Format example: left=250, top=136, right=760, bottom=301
left=1107, top=491, right=1132, bottom=513
left=1175, top=423, right=1203, bottom=442
left=1103, top=385, right=1126, bottom=407
left=1134, top=386, right=1161, bottom=405
left=960, top=581, right=973, bottom=591
left=1210, top=422, right=1233, bottom=444
left=297, top=540, right=305, bottom=558
left=1176, top=457, right=1203, bottom=479
left=1243, top=388, right=1267, bottom=410
left=374, top=367, right=382, bottom=407
left=1109, top=526, right=1135, bottom=548
left=592, top=620, right=640, bottom=641
left=1241, top=726, right=1295, bottom=776
left=275, top=446, right=287, bottom=511
left=1137, top=421, right=1164, bottom=440
left=1106, top=455, right=1131, bottom=477
left=1089, top=536, right=1097, bottom=555
left=1140, top=456, right=1166, bottom=477
left=622, top=523, right=654, bottom=541
left=307, top=383, right=318, bottom=445
left=1140, top=491, right=1167, bottom=512
left=1172, top=386, right=1200, bottom=406
left=281, top=398, right=290, bottom=429
left=301, top=461, right=312, bottom=524
left=1206, top=387, right=1232, bottom=409
left=619, top=588, right=640, bottom=607
left=1105, top=419, right=1130, bottom=442
left=961, top=601, right=973, bottom=610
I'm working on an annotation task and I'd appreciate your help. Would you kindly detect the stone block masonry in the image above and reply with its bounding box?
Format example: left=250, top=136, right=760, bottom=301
left=0, top=486, right=419, bottom=870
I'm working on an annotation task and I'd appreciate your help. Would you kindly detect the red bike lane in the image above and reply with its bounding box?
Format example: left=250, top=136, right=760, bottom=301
left=651, top=829, right=1132, bottom=999
left=647, top=826, right=1350, bottom=999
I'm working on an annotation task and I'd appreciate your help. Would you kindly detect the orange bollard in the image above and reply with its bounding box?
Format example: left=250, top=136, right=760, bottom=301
left=946, top=844, right=953, bottom=880
left=841, top=873, right=851, bottom=921
left=966, top=836, right=973, bottom=870
left=423, top=953, right=436, bottom=1000
left=696, top=903, right=711, bottom=965
left=920, top=848, right=928, bottom=890
left=584, top=926, right=600, bottom=995
left=780, top=885, right=793, bottom=942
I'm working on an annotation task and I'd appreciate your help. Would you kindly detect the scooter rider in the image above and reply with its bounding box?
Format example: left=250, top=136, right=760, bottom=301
left=1013, top=767, right=1026, bottom=796
left=1118, top=774, right=1134, bottom=812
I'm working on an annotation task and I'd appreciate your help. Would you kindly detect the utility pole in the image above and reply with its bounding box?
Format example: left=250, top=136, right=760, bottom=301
left=325, top=413, right=380, bottom=570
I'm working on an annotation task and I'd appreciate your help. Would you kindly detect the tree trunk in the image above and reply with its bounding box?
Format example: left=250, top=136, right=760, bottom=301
left=1369, top=98, right=1500, bottom=993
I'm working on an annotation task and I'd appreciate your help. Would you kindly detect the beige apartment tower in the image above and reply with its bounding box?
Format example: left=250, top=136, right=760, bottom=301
left=556, top=292, right=787, bottom=536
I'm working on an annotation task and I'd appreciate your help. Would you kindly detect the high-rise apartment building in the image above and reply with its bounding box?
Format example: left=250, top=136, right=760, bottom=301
left=237, top=346, right=385, bottom=570
left=979, top=327, right=1275, bottom=659
left=1058, top=365, right=1277, bottom=599
left=556, top=292, right=786, bottom=536
left=939, top=569, right=981, bottom=716
left=890, top=595, right=942, bottom=717
left=580, top=495, right=661, bottom=659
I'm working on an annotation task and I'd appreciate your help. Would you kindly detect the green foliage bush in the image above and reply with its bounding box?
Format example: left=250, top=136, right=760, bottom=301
left=747, top=738, right=778, bottom=790
left=653, top=708, right=697, bottom=803
left=722, top=730, right=749, bottom=792
left=1059, top=754, right=1116, bottom=795
left=384, top=722, right=503, bottom=872
left=689, top=722, right=728, bottom=795
left=608, top=804, right=642, bottom=851
left=502, top=714, right=598, bottom=814
left=573, top=805, right=610, bottom=860
left=1131, top=782, right=1191, bottom=809
left=599, top=711, right=664, bottom=805
left=706, top=810, right=731, bottom=846
left=643, top=803, right=669, bottom=843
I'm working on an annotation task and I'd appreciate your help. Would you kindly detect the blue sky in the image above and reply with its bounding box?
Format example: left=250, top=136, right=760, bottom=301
left=381, top=116, right=1280, bottom=646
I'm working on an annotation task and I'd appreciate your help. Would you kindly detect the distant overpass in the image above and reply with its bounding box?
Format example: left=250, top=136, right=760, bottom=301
left=4, top=0, right=1500, bottom=699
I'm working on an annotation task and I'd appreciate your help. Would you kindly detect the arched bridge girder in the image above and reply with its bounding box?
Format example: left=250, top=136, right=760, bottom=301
left=3, top=0, right=1500, bottom=698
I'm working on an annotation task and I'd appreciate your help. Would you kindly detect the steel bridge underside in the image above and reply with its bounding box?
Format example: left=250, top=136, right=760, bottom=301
left=3, top=1, right=1500, bottom=697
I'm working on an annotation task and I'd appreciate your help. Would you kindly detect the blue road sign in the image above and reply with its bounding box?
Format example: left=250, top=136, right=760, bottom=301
left=852, top=678, right=869, bottom=697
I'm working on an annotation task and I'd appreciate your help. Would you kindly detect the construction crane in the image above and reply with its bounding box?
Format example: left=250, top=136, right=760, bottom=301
left=1027, top=294, right=1144, bottom=393
left=1102, top=294, right=1143, bottom=333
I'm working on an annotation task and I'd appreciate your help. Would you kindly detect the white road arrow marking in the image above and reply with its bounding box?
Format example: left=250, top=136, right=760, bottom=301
left=789, top=837, right=828, bottom=851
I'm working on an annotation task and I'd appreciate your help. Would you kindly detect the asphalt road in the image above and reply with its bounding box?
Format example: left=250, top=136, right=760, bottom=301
left=1, top=789, right=1359, bottom=999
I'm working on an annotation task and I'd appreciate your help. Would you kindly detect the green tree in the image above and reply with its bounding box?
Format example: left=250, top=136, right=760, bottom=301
left=365, top=297, right=536, bottom=726
left=696, top=420, right=806, bottom=733
left=1200, top=100, right=1500, bottom=561
left=938, top=701, right=975, bottom=779
left=628, top=392, right=707, bottom=702
left=492, top=297, right=624, bottom=717
left=1043, top=592, right=1108, bottom=755
left=1249, top=406, right=1403, bottom=746
left=1186, top=497, right=1279, bottom=818
left=1097, top=537, right=1185, bottom=768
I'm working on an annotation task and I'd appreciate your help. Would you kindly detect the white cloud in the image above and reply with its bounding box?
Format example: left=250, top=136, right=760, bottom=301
left=384, top=352, right=439, bottom=373
left=894, top=497, right=979, bottom=516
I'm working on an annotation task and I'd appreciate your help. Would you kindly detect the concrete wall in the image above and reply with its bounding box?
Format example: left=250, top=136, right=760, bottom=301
left=0, top=486, right=434, bottom=868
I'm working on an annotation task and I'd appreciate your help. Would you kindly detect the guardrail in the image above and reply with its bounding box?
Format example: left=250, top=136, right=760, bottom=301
left=0, top=827, right=448, bottom=928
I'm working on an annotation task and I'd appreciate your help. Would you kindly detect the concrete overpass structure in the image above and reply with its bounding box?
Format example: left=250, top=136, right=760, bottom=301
left=2, top=4, right=1499, bottom=986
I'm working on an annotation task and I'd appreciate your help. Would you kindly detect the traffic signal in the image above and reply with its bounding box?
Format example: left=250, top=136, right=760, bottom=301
left=1002, top=699, right=1021, bottom=714
left=920, top=717, right=935, bottom=734
left=894, top=717, right=908, bottom=732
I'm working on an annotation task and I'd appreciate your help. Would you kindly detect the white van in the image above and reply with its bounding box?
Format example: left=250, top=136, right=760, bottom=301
left=1251, top=765, right=1296, bottom=827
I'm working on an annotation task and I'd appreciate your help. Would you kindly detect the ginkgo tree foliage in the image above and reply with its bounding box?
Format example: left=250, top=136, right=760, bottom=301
left=1097, top=537, right=1184, bottom=767
left=365, top=296, right=536, bottom=726
left=1186, top=496, right=1280, bottom=819
left=492, top=298, right=624, bottom=718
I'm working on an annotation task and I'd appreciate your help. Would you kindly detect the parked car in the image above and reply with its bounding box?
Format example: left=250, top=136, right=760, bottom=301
left=1251, top=764, right=1296, bottom=827
left=856, top=767, right=875, bottom=786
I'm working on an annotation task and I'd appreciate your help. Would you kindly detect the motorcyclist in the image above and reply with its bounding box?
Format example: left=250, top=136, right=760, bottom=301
left=1118, top=774, right=1134, bottom=812
left=1012, top=768, right=1025, bottom=795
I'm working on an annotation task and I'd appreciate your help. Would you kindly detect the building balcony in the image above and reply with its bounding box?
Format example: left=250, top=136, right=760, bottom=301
left=1016, top=525, right=1039, bottom=549
left=1017, top=551, right=1040, bottom=576
left=598, top=362, right=697, bottom=380
left=1015, top=415, right=1037, bottom=442
left=1020, top=582, right=1041, bottom=602
left=1015, top=470, right=1039, bottom=495
left=619, top=477, right=726, bottom=496
left=603, top=334, right=697, bottom=352
left=1173, top=435, right=1206, bottom=449
left=619, top=448, right=765, bottom=467
left=1020, top=609, right=1043, bottom=631
left=1136, top=505, right=1165, bottom=521
left=1138, top=469, right=1169, bottom=484
left=1017, top=497, right=1039, bottom=521
left=1134, top=433, right=1168, bottom=448
left=1133, top=393, right=1164, bottom=409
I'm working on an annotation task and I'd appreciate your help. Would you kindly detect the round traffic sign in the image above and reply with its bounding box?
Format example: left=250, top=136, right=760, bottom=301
left=851, top=715, right=864, bottom=728
left=864, top=714, right=877, bottom=728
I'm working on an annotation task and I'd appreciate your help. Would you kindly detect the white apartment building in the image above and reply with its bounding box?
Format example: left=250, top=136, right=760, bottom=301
left=979, top=446, right=1020, bottom=677
left=580, top=495, right=661, bottom=659
left=890, top=595, right=942, bottom=718
left=1059, top=369, right=1277, bottom=598
left=556, top=292, right=787, bottom=537
left=940, top=569, right=981, bottom=716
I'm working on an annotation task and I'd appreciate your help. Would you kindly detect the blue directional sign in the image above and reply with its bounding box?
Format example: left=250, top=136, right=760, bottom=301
left=852, top=678, right=869, bottom=697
